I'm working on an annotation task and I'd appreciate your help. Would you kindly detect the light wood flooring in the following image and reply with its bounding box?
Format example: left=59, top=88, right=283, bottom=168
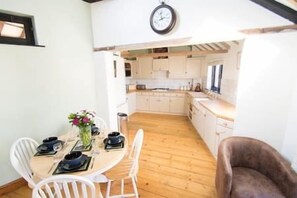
left=1, top=113, right=217, bottom=198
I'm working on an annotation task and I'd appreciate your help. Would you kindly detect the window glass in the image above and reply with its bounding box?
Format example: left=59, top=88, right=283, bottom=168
left=0, top=12, right=36, bottom=46
left=207, top=64, right=223, bottom=93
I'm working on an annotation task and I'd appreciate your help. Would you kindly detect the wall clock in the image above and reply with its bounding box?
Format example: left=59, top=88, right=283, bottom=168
left=150, top=2, right=177, bottom=34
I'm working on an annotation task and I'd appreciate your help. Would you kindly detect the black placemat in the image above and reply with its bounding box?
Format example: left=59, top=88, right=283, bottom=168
left=53, top=155, right=91, bottom=175
left=34, top=150, right=57, bottom=156
left=104, top=137, right=125, bottom=151
left=71, top=139, right=94, bottom=152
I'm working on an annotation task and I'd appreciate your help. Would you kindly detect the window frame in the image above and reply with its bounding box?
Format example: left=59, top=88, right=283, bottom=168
left=0, top=12, right=36, bottom=46
left=207, top=64, right=223, bottom=94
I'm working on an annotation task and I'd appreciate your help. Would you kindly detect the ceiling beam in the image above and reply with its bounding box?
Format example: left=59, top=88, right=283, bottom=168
left=82, top=0, right=103, bottom=3
left=240, top=24, right=297, bottom=34
left=249, top=0, right=297, bottom=23
left=121, top=49, right=228, bottom=58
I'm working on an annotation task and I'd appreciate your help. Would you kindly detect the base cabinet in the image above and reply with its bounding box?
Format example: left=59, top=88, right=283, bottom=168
left=192, top=102, right=234, bottom=158
left=135, top=91, right=185, bottom=114
left=127, top=92, right=136, bottom=115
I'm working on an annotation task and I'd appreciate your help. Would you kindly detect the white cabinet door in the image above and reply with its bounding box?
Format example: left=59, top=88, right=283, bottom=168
left=159, top=96, right=170, bottom=112
left=192, top=106, right=199, bottom=131
left=132, top=60, right=139, bottom=78
left=197, top=106, right=205, bottom=139
left=136, top=95, right=150, bottom=111
left=204, top=110, right=217, bottom=156
left=170, top=96, right=185, bottom=114
left=149, top=96, right=159, bottom=112
left=169, top=56, right=186, bottom=78
left=138, top=57, right=153, bottom=78
left=114, top=56, right=126, bottom=106
left=127, top=92, right=136, bottom=115
left=186, top=58, right=201, bottom=78
left=153, top=59, right=169, bottom=71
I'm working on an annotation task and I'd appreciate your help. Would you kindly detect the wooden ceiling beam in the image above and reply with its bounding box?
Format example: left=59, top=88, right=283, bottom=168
left=220, top=42, right=231, bottom=49
left=121, top=49, right=228, bottom=58
left=193, top=45, right=203, bottom=51
left=206, top=44, right=216, bottom=50
left=240, top=24, right=297, bottom=34
left=212, top=43, right=224, bottom=50
left=249, top=0, right=297, bottom=23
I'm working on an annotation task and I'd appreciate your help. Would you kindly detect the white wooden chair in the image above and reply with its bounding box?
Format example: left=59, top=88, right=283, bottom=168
left=104, top=129, right=144, bottom=198
left=93, top=116, right=108, bottom=135
left=32, top=175, right=96, bottom=198
left=10, top=137, right=39, bottom=188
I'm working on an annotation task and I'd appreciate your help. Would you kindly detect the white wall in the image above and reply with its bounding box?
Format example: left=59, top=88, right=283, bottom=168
left=281, top=78, right=297, bottom=161
left=0, top=0, right=96, bottom=185
left=91, top=0, right=290, bottom=48
left=234, top=32, right=297, bottom=159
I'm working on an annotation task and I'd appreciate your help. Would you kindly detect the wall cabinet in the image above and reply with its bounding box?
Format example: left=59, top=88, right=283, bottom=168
left=169, top=56, right=202, bottom=79
left=153, top=59, right=169, bottom=71
left=169, top=56, right=186, bottom=78
left=136, top=57, right=153, bottom=78
left=186, top=58, right=201, bottom=78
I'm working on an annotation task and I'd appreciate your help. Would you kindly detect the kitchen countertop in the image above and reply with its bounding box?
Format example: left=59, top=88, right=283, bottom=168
left=198, top=99, right=236, bottom=121
left=127, top=89, right=236, bottom=121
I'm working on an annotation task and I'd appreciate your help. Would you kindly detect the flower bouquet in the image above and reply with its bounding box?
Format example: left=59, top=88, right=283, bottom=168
left=68, top=110, right=95, bottom=146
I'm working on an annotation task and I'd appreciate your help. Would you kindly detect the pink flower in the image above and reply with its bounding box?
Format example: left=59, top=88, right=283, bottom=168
left=82, top=117, right=90, bottom=123
left=73, top=118, right=80, bottom=126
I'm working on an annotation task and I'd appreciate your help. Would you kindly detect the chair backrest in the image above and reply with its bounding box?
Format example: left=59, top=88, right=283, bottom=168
left=129, top=129, right=144, bottom=177
left=32, top=175, right=96, bottom=198
left=10, top=137, right=39, bottom=187
left=93, top=116, right=108, bottom=134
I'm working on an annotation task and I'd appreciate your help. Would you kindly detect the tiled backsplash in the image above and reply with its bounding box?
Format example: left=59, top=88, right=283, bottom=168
left=202, top=77, right=238, bottom=105
left=127, top=78, right=202, bottom=90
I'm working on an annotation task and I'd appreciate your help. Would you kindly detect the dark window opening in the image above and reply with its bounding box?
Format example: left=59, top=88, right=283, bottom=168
left=0, top=12, right=36, bottom=46
left=207, top=64, right=223, bottom=93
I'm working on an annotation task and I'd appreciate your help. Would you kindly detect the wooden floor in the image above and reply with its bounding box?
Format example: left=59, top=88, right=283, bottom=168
left=1, top=113, right=217, bottom=198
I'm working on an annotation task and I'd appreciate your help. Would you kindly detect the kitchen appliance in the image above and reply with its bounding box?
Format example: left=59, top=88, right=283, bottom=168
left=136, top=84, right=146, bottom=90
left=125, top=61, right=132, bottom=77
left=195, top=83, right=202, bottom=92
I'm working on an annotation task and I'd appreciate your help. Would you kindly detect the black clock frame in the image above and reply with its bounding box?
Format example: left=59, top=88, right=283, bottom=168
left=150, top=3, right=177, bottom=34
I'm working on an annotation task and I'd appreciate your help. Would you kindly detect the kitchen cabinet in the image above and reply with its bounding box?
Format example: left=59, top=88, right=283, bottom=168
left=137, top=57, right=153, bottom=78
left=153, top=58, right=169, bottom=71
left=168, top=56, right=186, bottom=78
left=132, top=60, right=140, bottom=78
left=214, top=118, right=234, bottom=157
left=149, top=94, right=170, bottom=112
left=192, top=106, right=199, bottom=130
left=127, top=92, right=136, bottom=115
left=136, top=93, right=150, bottom=111
left=204, top=110, right=217, bottom=156
left=186, top=58, right=201, bottom=78
left=169, top=93, right=185, bottom=114
left=196, top=104, right=206, bottom=139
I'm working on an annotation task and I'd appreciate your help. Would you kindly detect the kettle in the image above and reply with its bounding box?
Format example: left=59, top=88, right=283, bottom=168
left=195, top=83, right=202, bottom=92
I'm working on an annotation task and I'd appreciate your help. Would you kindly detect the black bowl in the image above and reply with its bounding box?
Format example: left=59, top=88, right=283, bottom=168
left=64, top=151, right=83, bottom=166
left=108, top=132, right=121, bottom=144
left=42, top=137, right=58, bottom=150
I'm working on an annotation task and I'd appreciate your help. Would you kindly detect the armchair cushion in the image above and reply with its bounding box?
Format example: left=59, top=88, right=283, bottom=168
left=232, top=167, right=285, bottom=198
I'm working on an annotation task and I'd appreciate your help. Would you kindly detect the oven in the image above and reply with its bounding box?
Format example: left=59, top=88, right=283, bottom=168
left=125, top=62, right=132, bottom=78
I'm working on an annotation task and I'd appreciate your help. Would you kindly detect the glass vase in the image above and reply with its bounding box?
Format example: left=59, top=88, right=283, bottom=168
left=79, top=125, right=92, bottom=147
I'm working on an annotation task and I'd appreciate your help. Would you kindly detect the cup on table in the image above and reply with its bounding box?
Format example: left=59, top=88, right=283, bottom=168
left=53, top=142, right=63, bottom=162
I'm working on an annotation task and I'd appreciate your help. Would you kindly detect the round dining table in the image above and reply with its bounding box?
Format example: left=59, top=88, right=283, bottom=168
left=30, top=134, right=127, bottom=182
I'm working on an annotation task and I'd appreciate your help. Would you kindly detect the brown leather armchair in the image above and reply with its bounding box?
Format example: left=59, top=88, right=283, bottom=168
left=215, top=137, right=297, bottom=198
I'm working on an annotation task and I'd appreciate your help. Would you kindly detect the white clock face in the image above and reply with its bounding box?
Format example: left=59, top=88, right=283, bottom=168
left=152, top=7, right=173, bottom=31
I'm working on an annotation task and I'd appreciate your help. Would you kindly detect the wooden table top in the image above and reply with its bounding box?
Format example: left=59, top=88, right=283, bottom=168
left=30, top=134, right=127, bottom=179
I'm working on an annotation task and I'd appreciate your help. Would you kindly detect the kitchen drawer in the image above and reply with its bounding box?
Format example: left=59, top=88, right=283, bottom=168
left=170, top=93, right=185, bottom=97
left=151, top=92, right=160, bottom=96
left=216, top=125, right=233, bottom=134
left=217, top=118, right=233, bottom=129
